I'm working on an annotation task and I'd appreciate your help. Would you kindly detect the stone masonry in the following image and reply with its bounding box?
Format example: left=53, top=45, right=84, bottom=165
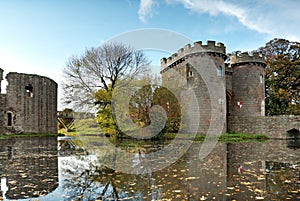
left=0, top=69, right=57, bottom=134
left=161, top=41, right=299, bottom=139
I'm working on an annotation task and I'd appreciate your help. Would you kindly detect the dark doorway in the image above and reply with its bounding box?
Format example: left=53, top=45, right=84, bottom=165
left=7, top=112, right=12, bottom=126
left=287, top=128, right=300, bottom=149
left=287, top=128, right=300, bottom=139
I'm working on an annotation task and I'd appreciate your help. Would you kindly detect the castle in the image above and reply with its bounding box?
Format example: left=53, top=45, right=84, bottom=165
left=0, top=41, right=298, bottom=137
left=0, top=68, right=57, bottom=134
left=160, top=41, right=299, bottom=138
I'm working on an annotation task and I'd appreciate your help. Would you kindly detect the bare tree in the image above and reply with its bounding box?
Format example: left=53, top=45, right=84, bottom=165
left=62, top=42, right=150, bottom=110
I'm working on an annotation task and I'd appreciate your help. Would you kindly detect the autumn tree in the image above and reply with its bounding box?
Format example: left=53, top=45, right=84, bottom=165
left=152, top=86, right=181, bottom=133
left=62, top=43, right=150, bottom=135
left=258, top=38, right=300, bottom=115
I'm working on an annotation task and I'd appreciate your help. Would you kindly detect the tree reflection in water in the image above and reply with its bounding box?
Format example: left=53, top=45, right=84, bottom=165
left=60, top=154, right=162, bottom=200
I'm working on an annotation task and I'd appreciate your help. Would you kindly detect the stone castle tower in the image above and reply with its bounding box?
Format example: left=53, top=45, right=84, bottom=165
left=0, top=69, right=58, bottom=134
left=228, top=52, right=266, bottom=117
left=160, top=41, right=266, bottom=134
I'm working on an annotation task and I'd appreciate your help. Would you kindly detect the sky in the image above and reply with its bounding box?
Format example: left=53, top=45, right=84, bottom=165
left=0, top=0, right=299, bottom=108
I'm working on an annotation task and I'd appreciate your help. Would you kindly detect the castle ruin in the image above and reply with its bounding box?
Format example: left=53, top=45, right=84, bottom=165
left=161, top=41, right=299, bottom=138
left=0, top=69, right=57, bottom=134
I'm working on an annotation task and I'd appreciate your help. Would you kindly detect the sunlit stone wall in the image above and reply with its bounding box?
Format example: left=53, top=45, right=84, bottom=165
left=0, top=71, right=57, bottom=134
left=228, top=115, right=300, bottom=138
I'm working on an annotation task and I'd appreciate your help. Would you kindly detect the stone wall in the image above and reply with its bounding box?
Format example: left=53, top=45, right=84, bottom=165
left=228, top=115, right=300, bottom=138
left=0, top=68, right=5, bottom=132
left=1, top=72, right=57, bottom=134
left=0, top=94, right=7, bottom=132
left=0, top=68, right=3, bottom=93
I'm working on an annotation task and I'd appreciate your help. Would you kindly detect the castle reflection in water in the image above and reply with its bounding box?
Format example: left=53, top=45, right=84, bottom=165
left=0, top=136, right=299, bottom=200
left=0, top=137, right=58, bottom=200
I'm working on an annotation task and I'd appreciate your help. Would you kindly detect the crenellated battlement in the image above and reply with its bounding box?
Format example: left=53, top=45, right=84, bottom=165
left=161, top=40, right=226, bottom=69
left=230, top=52, right=266, bottom=67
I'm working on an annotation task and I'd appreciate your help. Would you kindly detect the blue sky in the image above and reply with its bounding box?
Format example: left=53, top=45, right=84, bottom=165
left=0, top=0, right=299, bottom=106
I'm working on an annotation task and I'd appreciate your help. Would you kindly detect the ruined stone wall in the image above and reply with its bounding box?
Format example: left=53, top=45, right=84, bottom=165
left=0, top=68, right=3, bottom=93
left=0, top=94, right=6, bottom=133
left=0, top=68, right=5, bottom=133
left=228, top=115, right=300, bottom=138
left=161, top=41, right=227, bottom=134
left=4, top=72, right=57, bottom=134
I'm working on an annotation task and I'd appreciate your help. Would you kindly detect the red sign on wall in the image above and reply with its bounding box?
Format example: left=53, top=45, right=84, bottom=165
left=237, top=101, right=243, bottom=108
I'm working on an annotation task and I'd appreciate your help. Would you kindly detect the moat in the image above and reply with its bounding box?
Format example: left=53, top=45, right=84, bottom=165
left=0, top=136, right=299, bottom=201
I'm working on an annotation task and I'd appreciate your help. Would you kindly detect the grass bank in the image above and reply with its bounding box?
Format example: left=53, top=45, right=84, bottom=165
left=59, top=131, right=269, bottom=143
left=0, top=133, right=61, bottom=140
left=155, top=132, right=269, bottom=142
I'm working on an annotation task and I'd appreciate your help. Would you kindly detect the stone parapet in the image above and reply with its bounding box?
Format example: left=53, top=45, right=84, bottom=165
left=161, top=40, right=226, bottom=69
left=230, top=52, right=266, bottom=67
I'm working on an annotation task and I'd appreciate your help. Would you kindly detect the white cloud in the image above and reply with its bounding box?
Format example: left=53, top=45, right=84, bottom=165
left=138, top=0, right=154, bottom=23
left=165, top=0, right=271, bottom=34
left=138, top=0, right=300, bottom=41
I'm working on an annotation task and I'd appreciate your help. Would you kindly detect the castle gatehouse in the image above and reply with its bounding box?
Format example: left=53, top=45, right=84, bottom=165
left=160, top=41, right=299, bottom=139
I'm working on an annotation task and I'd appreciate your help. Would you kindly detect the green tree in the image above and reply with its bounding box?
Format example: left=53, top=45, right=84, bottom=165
left=258, top=38, right=300, bottom=115
left=62, top=43, right=150, bottom=136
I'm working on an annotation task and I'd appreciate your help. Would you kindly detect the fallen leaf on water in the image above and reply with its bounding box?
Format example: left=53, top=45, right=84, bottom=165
left=241, top=182, right=251, bottom=185
left=254, top=188, right=263, bottom=193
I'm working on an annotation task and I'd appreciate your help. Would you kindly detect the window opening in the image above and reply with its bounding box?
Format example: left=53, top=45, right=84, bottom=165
left=25, top=83, right=33, bottom=97
left=217, top=66, right=223, bottom=77
left=260, top=75, right=264, bottom=84
left=7, top=112, right=12, bottom=126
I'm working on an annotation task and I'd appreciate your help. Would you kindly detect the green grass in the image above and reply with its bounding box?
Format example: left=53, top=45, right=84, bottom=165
left=162, top=132, right=269, bottom=142
left=218, top=133, right=269, bottom=142
left=58, top=119, right=270, bottom=144
left=0, top=133, right=60, bottom=140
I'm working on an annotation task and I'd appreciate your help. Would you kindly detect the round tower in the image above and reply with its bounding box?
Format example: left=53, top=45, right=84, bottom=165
left=229, top=52, right=266, bottom=117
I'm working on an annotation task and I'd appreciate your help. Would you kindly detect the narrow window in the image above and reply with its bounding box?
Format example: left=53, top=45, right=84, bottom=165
left=7, top=112, right=12, bottom=126
left=261, top=100, right=265, bottom=116
left=188, top=71, right=194, bottom=77
left=217, top=66, right=223, bottom=77
left=25, top=83, right=34, bottom=97
left=260, top=75, right=264, bottom=84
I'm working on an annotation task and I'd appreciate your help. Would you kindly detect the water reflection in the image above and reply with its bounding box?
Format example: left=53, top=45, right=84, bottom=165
left=0, top=137, right=58, bottom=200
left=227, top=140, right=299, bottom=200
left=0, top=137, right=299, bottom=200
